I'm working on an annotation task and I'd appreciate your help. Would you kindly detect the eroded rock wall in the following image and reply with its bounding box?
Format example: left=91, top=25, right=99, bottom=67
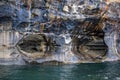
left=0, top=0, right=120, bottom=65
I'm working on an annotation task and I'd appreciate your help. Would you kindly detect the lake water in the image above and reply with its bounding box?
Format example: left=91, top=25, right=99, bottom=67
left=0, top=61, right=120, bottom=80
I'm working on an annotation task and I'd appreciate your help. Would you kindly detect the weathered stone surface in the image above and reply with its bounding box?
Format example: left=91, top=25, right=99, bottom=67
left=0, top=0, right=120, bottom=65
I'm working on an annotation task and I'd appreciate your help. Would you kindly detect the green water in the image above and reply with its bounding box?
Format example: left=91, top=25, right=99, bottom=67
left=0, top=62, right=120, bottom=80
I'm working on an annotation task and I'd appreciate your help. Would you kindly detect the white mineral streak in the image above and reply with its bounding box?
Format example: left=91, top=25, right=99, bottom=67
left=0, top=31, right=24, bottom=65
left=63, top=6, right=69, bottom=12
left=60, top=34, right=72, bottom=44
left=36, top=44, right=79, bottom=64
left=103, top=31, right=120, bottom=61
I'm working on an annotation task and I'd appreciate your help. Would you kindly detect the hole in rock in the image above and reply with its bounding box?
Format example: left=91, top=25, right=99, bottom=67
left=72, top=21, right=108, bottom=60
left=17, top=34, right=57, bottom=58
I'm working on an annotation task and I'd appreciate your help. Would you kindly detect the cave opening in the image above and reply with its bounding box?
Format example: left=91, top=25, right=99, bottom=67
left=72, top=20, right=108, bottom=61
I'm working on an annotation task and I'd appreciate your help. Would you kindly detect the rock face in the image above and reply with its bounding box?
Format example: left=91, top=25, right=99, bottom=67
left=0, top=0, right=120, bottom=65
